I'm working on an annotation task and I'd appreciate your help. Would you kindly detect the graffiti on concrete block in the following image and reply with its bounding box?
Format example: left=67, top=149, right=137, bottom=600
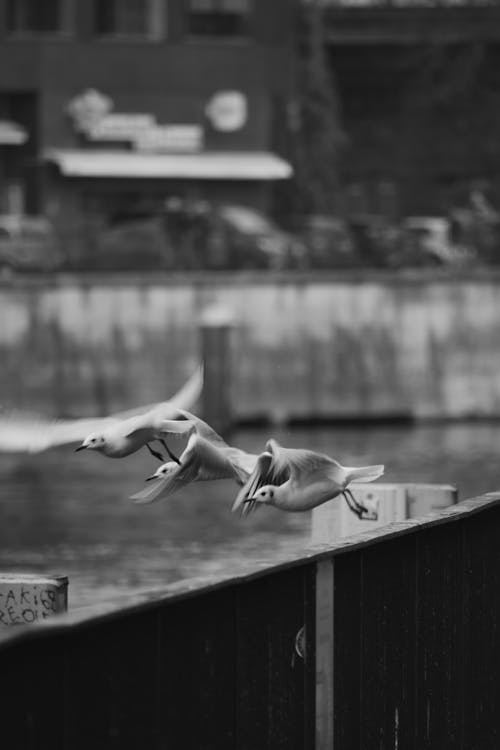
left=0, top=584, right=62, bottom=626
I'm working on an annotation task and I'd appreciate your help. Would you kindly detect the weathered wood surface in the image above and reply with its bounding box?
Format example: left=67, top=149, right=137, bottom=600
left=315, top=560, right=334, bottom=750
left=1, top=493, right=500, bottom=749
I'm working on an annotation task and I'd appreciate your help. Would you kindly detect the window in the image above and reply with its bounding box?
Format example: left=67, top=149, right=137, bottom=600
left=93, top=0, right=164, bottom=38
left=187, top=0, right=250, bottom=37
left=6, top=0, right=66, bottom=34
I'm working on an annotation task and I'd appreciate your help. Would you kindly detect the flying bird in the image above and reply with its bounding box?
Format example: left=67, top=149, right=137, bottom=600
left=0, top=365, right=203, bottom=463
left=130, top=410, right=258, bottom=504
left=231, top=438, right=384, bottom=517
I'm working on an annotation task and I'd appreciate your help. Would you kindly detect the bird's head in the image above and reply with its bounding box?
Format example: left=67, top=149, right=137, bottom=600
left=146, top=461, right=177, bottom=481
left=75, top=433, right=106, bottom=452
left=246, top=485, right=278, bottom=505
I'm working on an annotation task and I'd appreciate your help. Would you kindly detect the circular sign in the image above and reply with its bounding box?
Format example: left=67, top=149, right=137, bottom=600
left=205, top=91, right=247, bottom=132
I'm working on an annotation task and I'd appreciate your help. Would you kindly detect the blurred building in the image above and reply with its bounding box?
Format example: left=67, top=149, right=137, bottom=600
left=320, top=0, right=500, bottom=218
left=0, top=0, right=296, bottom=228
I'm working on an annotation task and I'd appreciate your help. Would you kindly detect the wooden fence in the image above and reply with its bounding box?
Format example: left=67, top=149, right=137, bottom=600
left=1, top=492, right=500, bottom=749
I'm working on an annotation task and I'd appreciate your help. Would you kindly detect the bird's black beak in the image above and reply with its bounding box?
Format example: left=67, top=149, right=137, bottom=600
left=145, top=474, right=157, bottom=482
left=75, top=445, right=87, bottom=452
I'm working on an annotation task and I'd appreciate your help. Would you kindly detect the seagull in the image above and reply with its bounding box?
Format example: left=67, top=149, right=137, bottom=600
left=231, top=438, right=384, bottom=517
left=0, top=365, right=203, bottom=463
left=130, top=410, right=258, bottom=504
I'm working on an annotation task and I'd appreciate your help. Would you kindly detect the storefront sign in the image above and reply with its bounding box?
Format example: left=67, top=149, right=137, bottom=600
left=136, top=125, right=202, bottom=152
left=89, top=113, right=156, bottom=141
left=66, top=89, right=203, bottom=152
left=0, top=119, right=28, bottom=145
left=205, top=90, right=247, bottom=132
left=66, top=89, right=113, bottom=133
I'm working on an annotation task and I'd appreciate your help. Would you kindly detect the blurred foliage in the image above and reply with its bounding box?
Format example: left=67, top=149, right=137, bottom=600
left=284, top=0, right=347, bottom=217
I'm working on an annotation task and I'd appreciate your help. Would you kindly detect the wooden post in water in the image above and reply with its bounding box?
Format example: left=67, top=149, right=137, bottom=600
left=0, top=574, right=68, bottom=627
left=311, top=483, right=458, bottom=545
left=199, top=304, right=234, bottom=434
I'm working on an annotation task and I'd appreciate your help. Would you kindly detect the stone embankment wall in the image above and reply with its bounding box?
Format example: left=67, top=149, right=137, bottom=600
left=1, top=271, right=498, bottom=420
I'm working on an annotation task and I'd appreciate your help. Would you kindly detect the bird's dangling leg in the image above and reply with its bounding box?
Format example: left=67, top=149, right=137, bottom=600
left=346, top=488, right=366, bottom=514
left=159, top=438, right=181, bottom=465
left=342, top=490, right=359, bottom=516
left=349, top=488, right=369, bottom=517
left=342, top=489, right=366, bottom=519
left=146, top=443, right=165, bottom=462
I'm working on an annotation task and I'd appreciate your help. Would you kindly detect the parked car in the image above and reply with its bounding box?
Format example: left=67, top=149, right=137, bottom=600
left=0, top=215, right=62, bottom=272
left=217, top=204, right=308, bottom=270
left=400, top=216, right=476, bottom=267
left=295, top=214, right=361, bottom=268
left=71, top=216, right=176, bottom=271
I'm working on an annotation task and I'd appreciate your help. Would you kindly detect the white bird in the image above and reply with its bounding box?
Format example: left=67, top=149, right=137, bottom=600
left=130, top=410, right=258, bottom=504
left=231, top=438, right=384, bottom=516
left=0, top=365, right=203, bottom=462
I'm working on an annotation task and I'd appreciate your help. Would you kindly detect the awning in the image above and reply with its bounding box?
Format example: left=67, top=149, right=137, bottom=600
left=0, top=120, right=28, bottom=145
left=44, top=149, right=293, bottom=180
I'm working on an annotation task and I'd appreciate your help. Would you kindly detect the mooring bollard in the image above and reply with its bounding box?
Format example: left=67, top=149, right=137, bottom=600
left=0, top=574, right=68, bottom=626
left=199, top=304, right=234, bottom=435
left=310, top=483, right=458, bottom=544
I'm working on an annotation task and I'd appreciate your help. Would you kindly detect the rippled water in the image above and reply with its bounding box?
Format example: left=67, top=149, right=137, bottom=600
left=1, top=422, right=499, bottom=609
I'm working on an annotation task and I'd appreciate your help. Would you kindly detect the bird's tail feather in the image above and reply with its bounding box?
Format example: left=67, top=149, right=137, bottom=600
left=345, top=464, right=384, bottom=484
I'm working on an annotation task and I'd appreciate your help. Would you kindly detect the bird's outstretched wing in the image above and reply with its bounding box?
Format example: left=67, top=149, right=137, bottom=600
left=266, top=438, right=339, bottom=480
left=158, top=409, right=226, bottom=446
left=232, top=450, right=289, bottom=517
left=0, top=412, right=121, bottom=453
left=120, top=364, right=203, bottom=419
left=0, top=364, right=204, bottom=454
left=123, top=366, right=205, bottom=437
left=130, top=434, right=242, bottom=505
left=145, top=365, right=204, bottom=421
left=130, top=451, right=204, bottom=504
left=223, top=446, right=259, bottom=485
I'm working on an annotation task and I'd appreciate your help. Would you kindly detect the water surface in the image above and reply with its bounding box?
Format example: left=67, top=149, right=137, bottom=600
left=0, top=422, right=498, bottom=609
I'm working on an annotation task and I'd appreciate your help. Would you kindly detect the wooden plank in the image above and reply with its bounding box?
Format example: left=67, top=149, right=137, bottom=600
left=0, top=638, right=65, bottom=750
left=267, top=568, right=310, bottom=750
left=64, top=610, right=160, bottom=750
left=415, top=522, right=464, bottom=750
left=315, top=559, right=334, bottom=750
left=462, top=505, right=500, bottom=749
left=360, top=535, right=417, bottom=750
left=235, top=577, right=271, bottom=750
left=235, top=568, right=311, bottom=750
left=303, top=565, right=317, bottom=750
left=158, top=589, right=236, bottom=750
left=333, top=552, right=362, bottom=750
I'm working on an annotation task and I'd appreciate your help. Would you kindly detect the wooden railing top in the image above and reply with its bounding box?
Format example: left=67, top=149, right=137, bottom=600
left=1, top=491, right=499, bottom=651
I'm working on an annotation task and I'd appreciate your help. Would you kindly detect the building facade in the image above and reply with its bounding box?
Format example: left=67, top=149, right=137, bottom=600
left=0, top=0, right=296, bottom=231
left=321, top=1, right=500, bottom=219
